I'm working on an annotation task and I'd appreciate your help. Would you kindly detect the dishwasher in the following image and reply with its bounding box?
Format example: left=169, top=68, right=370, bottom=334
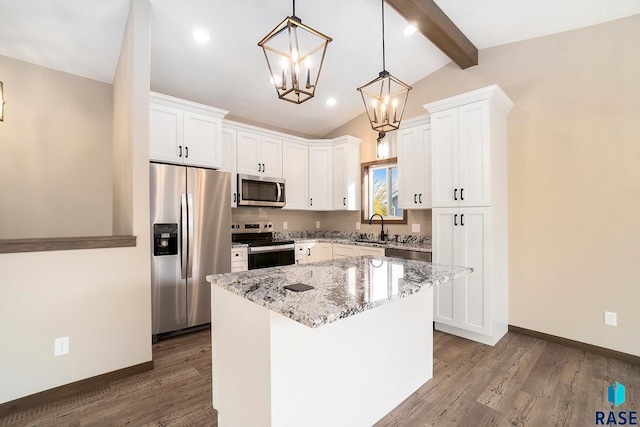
left=385, top=247, right=432, bottom=262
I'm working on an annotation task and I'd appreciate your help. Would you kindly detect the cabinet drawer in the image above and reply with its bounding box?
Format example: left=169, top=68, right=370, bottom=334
left=231, top=248, right=248, bottom=261
left=332, top=244, right=358, bottom=258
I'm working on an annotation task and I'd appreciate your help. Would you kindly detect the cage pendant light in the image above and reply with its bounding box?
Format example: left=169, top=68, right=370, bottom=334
left=357, top=0, right=411, bottom=133
left=258, top=0, right=332, bottom=104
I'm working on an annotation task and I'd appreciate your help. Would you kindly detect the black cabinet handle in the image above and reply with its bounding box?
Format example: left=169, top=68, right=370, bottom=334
left=185, top=146, right=189, bottom=158
left=461, top=213, right=465, bottom=226
left=258, top=163, right=261, bottom=172
left=414, top=194, right=417, bottom=204
left=307, top=248, right=310, bottom=256
left=419, top=193, right=422, bottom=203
left=461, top=188, right=464, bottom=201
left=454, top=214, right=458, bottom=226
left=454, top=188, right=458, bottom=201
left=343, top=197, right=346, bottom=206
left=261, top=163, right=265, bottom=172
left=310, top=198, right=313, bottom=206
left=178, top=145, right=183, bottom=157
left=233, top=193, right=236, bottom=203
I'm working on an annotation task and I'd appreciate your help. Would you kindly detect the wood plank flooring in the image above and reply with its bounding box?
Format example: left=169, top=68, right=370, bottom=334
left=1, top=329, right=638, bottom=426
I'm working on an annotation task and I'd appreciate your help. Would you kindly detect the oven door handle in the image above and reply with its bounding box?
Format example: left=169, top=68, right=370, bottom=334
left=276, top=182, right=282, bottom=202
left=249, top=244, right=295, bottom=254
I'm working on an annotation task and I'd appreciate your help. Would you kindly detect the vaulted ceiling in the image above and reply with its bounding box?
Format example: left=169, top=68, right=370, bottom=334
left=1, top=0, right=639, bottom=137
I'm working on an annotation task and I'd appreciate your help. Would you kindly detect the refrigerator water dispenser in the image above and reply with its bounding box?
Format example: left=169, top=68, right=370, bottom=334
left=153, top=223, right=178, bottom=256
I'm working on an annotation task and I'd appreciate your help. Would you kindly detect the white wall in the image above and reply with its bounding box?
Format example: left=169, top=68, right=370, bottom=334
left=0, top=55, right=113, bottom=238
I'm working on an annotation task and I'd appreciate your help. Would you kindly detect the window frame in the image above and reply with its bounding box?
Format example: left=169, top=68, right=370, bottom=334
left=360, top=157, right=407, bottom=225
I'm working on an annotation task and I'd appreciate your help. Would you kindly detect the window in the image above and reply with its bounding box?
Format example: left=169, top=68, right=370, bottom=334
left=361, top=158, right=407, bottom=224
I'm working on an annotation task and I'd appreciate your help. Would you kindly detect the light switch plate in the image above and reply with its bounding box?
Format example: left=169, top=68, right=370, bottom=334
left=355, top=222, right=361, bottom=230
left=411, top=224, right=420, bottom=233
left=283, top=221, right=288, bottom=230
left=316, top=221, right=320, bottom=229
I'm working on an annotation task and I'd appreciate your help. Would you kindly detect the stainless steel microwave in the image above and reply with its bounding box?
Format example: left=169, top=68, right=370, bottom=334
left=237, top=174, right=286, bottom=208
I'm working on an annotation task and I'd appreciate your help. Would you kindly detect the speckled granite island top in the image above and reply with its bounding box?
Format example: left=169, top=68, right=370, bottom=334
left=207, top=256, right=472, bottom=328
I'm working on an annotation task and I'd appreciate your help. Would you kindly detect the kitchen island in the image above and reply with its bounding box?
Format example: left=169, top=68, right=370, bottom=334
left=206, top=256, right=471, bottom=426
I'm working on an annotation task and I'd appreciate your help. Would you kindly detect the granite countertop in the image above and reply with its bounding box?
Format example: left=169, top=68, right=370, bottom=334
left=231, top=243, right=248, bottom=249
left=207, top=256, right=471, bottom=328
left=289, top=237, right=432, bottom=253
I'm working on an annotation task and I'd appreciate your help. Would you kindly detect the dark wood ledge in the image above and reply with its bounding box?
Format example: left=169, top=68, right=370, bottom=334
left=0, top=235, right=137, bottom=254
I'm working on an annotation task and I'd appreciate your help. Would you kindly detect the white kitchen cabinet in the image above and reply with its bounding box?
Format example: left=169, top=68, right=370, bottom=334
left=220, top=126, right=238, bottom=207
left=397, top=118, right=431, bottom=209
left=282, top=141, right=309, bottom=210
left=308, top=144, right=333, bottom=210
left=231, top=247, right=248, bottom=272
left=295, top=242, right=332, bottom=264
left=236, top=130, right=283, bottom=178
left=432, top=208, right=490, bottom=334
left=150, top=92, right=227, bottom=169
left=306, top=242, right=333, bottom=263
left=357, top=246, right=385, bottom=257
left=295, top=243, right=308, bottom=264
left=332, top=243, right=384, bottom=259
left=331, top=136, right=361, bottom=211
left=426, top=85, right=513, bottom=346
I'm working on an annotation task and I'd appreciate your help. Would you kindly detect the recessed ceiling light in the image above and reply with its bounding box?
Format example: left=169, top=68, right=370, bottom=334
left=403, top=24, right=417, bottom=36
left=326, top=97, right=337, bottom=106
left=193, top=29, right=210, bottom=43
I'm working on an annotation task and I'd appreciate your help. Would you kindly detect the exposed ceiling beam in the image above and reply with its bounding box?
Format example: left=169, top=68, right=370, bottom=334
left=385, top=0, right=478, bottom=69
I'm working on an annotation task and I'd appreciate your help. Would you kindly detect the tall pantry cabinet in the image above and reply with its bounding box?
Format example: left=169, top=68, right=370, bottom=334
left=425, top=85, right=513, bottom=346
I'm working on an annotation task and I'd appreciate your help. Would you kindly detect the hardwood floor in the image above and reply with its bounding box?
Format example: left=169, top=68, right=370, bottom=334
left=1, top=329, right=638, bottom=426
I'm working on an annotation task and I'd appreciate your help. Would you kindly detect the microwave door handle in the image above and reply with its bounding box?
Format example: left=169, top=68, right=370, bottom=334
left=187, top=193, right=194, bottom=279
left=276, top=182, right=282, bottom=202
left=180, top=193, right=188, bottom=279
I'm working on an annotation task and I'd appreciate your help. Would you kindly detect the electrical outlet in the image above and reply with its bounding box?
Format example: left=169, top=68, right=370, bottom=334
left=355, top=222, right=361, bottom=230
left=604, top=311, right=617, bottom=327
left=54, top=336, right=69, bottom=356
left=316, top=221, right=320, bottom=229
left=411, top=223, right=420, bottom=233
left=283, top=221, right=288, bottom=230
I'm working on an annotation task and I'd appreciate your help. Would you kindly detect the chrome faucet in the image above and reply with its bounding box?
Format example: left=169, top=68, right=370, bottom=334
left=369, top=214, right=387, bottom=242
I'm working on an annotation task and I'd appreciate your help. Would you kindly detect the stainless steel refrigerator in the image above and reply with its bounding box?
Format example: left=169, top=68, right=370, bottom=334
left=150, top=163, right=231, bottom=336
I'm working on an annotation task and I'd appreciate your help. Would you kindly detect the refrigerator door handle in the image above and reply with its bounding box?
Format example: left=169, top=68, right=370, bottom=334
left=187, top=192, right=195, bottom=279
left=180, top=192, right=188, bottom=279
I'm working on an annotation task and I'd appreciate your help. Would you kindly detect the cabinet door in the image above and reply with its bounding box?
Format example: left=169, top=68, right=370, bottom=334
left=150, top=102, right=183, bottom=164
left=332, top=144, right=347, bottom=210
left=397, top=127, right=420, bottom=209
left=458, top=102, right=490, bottom=207
left=432, top=208, right=460, bottom=326
left=457, top=208, right=491, bottom=335
left=417, top=124, right=432, bottom=207
left=431, top=109, right=459, bottom=208
left=282, top=141, right=309, bottom=210
left=260, top=136, right=283, bottom=178
left=295, top=243, right=307, bottom=264
left=236, top=131, right=262, bottom=175
left=183, top=111, right=222, bottom=168
left=358, top=246, right=385, bottom=256
left=308, top=146, right=332, bottom=210
left=221, top=127, right=238, bottom=207
left=332, top=244, right=358, bottom=259
left=317, top=243, right=333, bottom=261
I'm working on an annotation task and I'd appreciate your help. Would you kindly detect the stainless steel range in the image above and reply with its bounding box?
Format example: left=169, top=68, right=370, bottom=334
left=231, top=221, right=295, bottom=269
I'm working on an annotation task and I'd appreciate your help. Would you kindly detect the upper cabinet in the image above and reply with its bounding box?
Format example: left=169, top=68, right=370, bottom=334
left=282, top=140, right=309, bottom=210
left=149, top=92, right=228, bottom=169
left=427, top=85, right=513, bottom=208
left=220, top=125, right=238, bottom=207
left=236, top=131, right=283, bottom=178
left=397, top=117, right=431, bottom=209
left=308, top=143, right=333, bottom=210
left=331, top=136, right=361, bottom=211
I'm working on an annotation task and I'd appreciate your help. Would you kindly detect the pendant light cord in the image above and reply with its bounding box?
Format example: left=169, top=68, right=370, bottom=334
left=293, top=0, right=296, bottom=17
left=381, top=0, right=386, bottom=71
